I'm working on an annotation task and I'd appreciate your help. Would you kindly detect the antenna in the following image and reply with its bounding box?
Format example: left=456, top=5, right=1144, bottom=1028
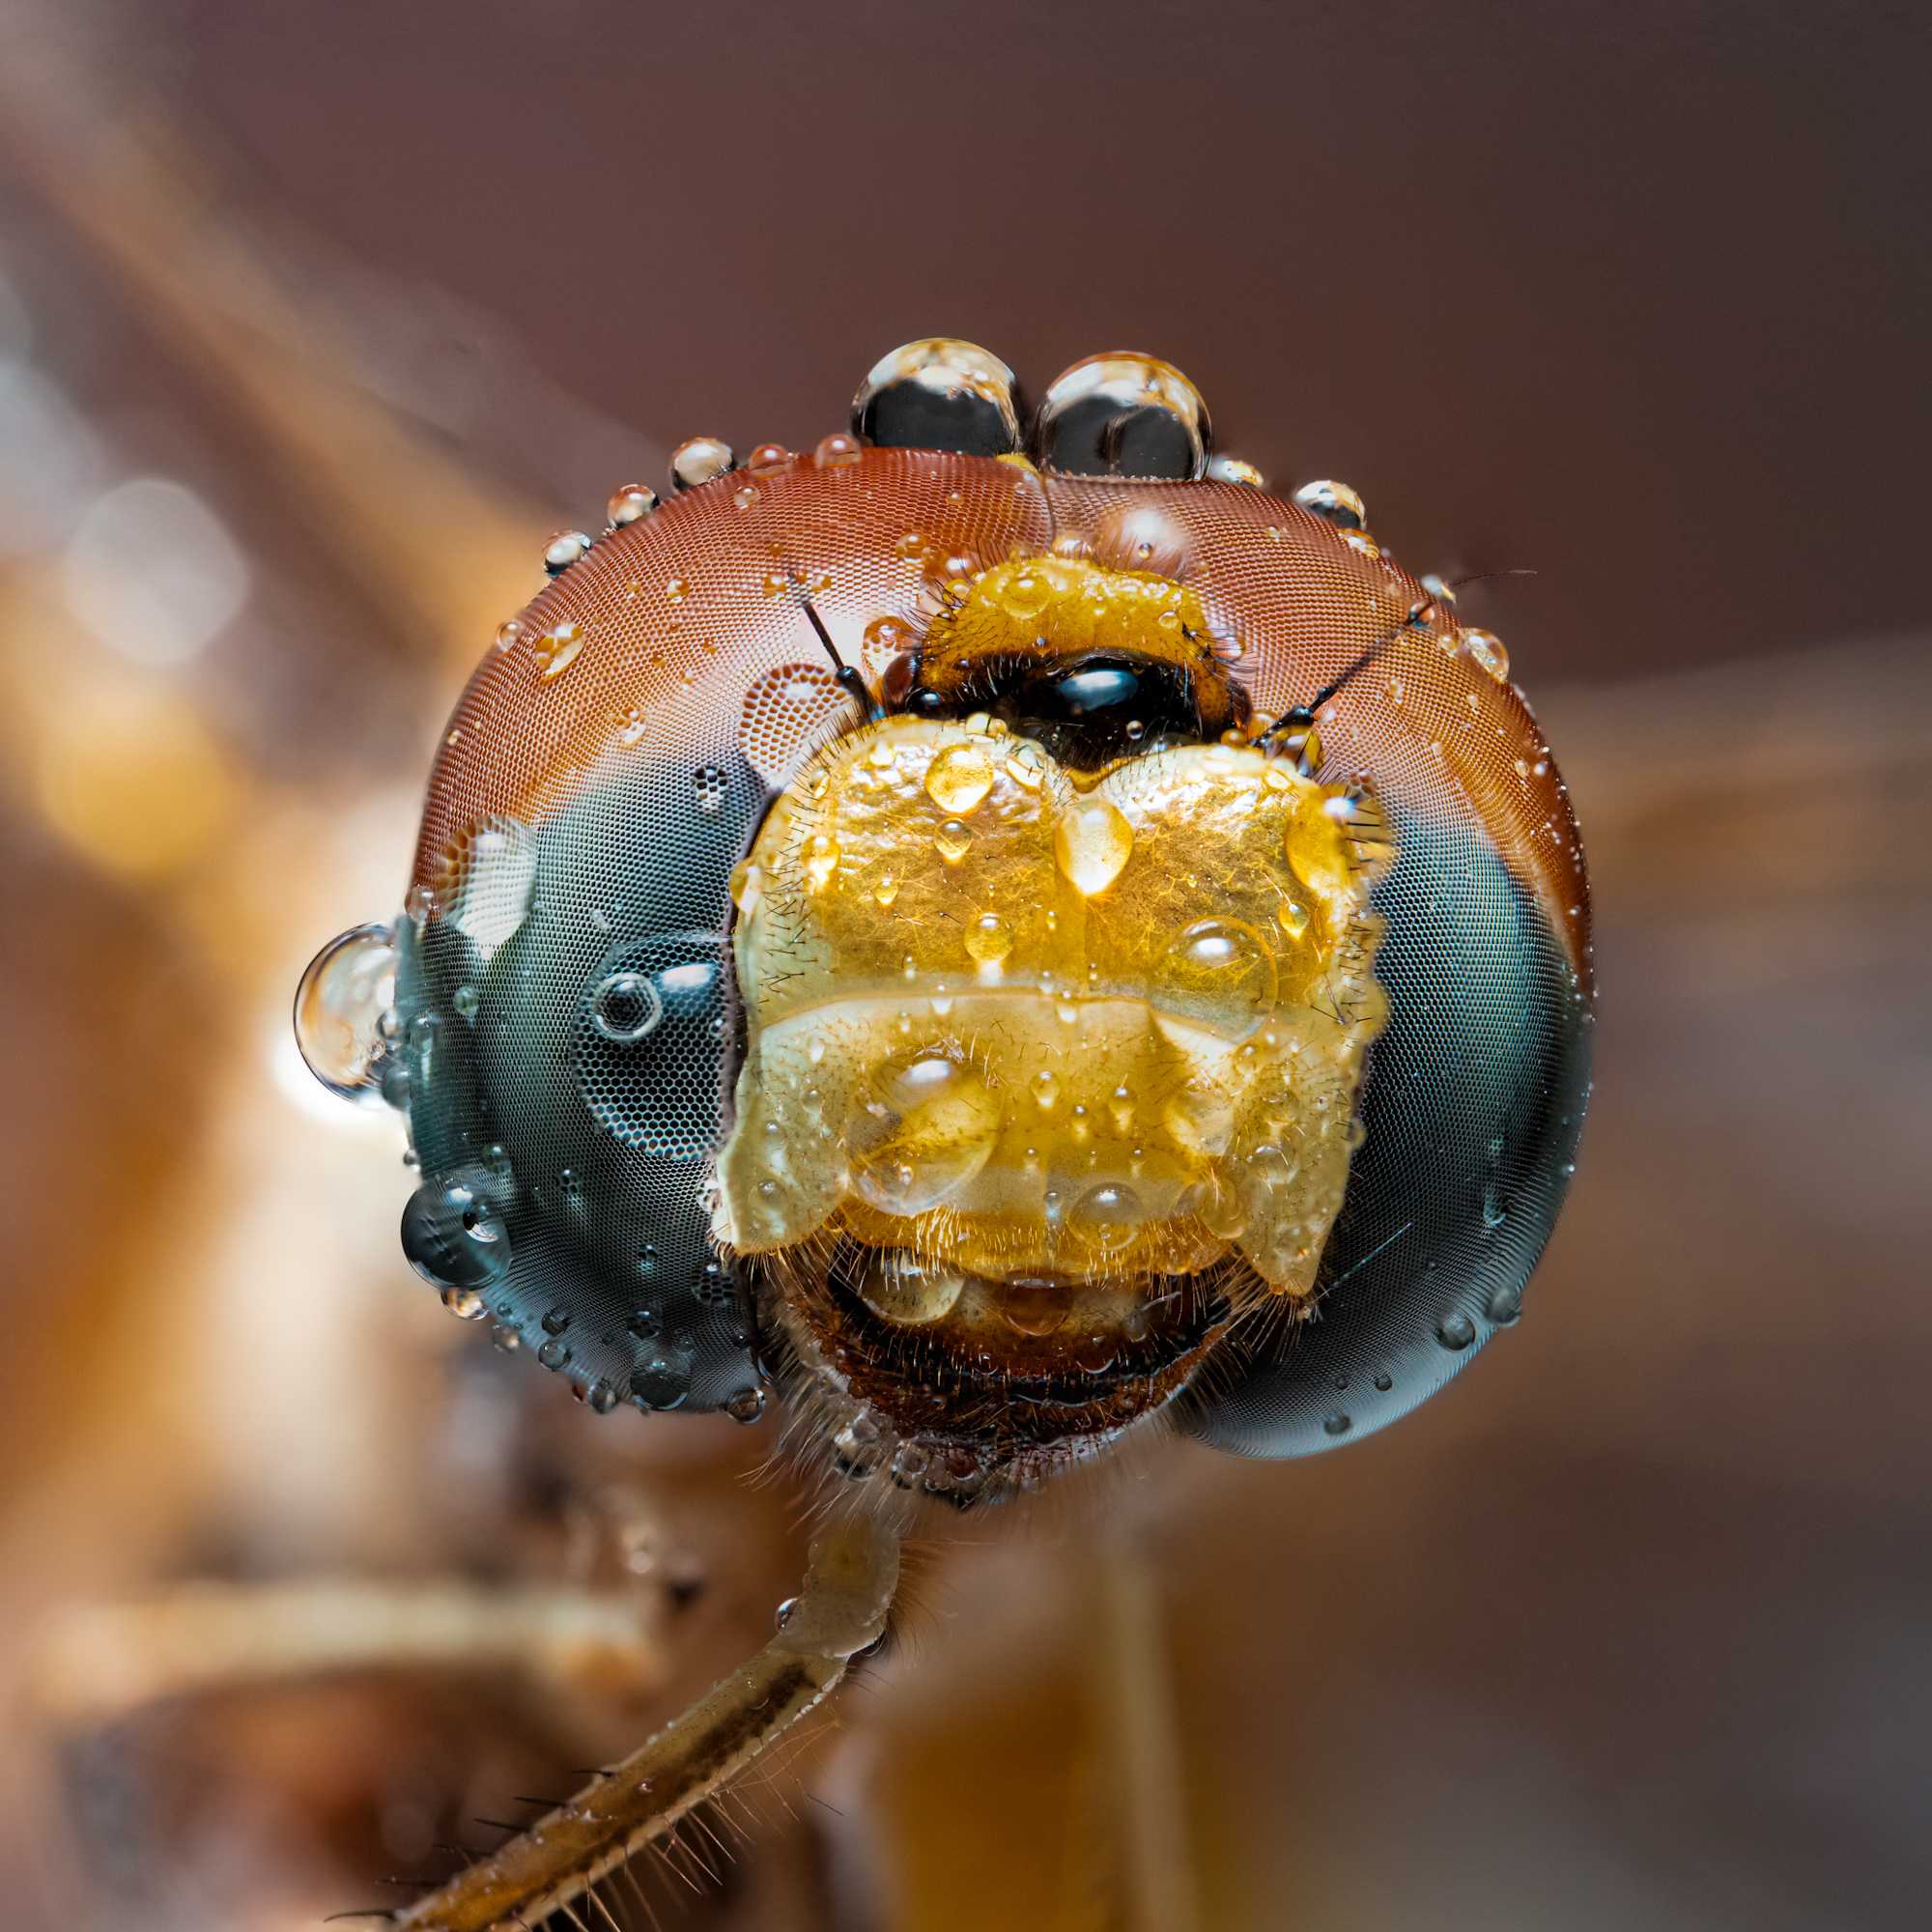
left=787, top=574, right=882, bottom=723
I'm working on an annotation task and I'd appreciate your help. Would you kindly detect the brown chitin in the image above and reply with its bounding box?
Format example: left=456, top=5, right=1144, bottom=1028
left=715, top=550, right=1394, bottom=1502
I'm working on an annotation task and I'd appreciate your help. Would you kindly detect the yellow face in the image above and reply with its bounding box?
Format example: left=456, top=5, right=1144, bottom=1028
left=716, top=558, right=1391, bottom=1322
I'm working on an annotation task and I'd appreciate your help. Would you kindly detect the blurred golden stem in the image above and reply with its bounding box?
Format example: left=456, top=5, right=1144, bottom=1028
left=394, top=1516, right=900, bottom=1932
left=1093, top=1534, right=1200, bottom=1932
left=32, top=1579, right=668, bottom=1724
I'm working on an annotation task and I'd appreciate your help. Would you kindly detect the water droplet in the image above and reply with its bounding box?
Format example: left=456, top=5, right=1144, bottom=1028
left=693, top=764, right=727, bottom=813
left=492, top=1322, right=522, bottom=1351
left=451, top=984, right=479, bottom=1022
left=494, top=617, right=523, bottom=653
left=440, top=1286, right=487, bottom=1321
left=745, top=441, right=790, bottom=475
left=537, top=1338, right=571, bottom=1370
left=775, top=1596, right=799, bottom=1631
left=1436, top=1311, right=1477, bottom=1351
left=1031, top=1068, right=1060, bottom=1111
left=294, top=923, right=398, bottom=1102
left=543, top=529, right=592, bottom=574
left=1249, top=1143, right=1300, bottom=1189
left=401, top=1171, right=511, bottom=1290
left=534, top=621, right=583, bottom=679
left=541, top=1308, right=572, bottom=1336
left=669, top=436, right=734, bottom=492
left=1002, top=1279, right=1068, bottom=1337
left=1482, top=1183, right=1507, bottom=1230
left=924, top=743, right=996, bottom=813
left=630, top=1345, right=694, bottom=1410
left=606, top=482, right=657, bottom=527
left=627, top=1307, right=663, bottom=1339
left=1004, top=742, right=1046, bottom=789
left=963, top=911, right=1011, bottom=968
left=1463, top=629, right=1510, bottom=681
left=999, top=567, right=1054, bottom=620
left=1054, top=799, right=1134, bottom=896
left=868, top=864, right=900, bottom=908
left=1486, top=1283, right=1522, bottom=1325
left=1373, top=1370, right=1394, bottom=1392
left=1158, top=919, right=1278, bottom=1036
left=587, top=1381, right=620, bottom=1413
left=1069, top=1182, right=1142, bottom=1253
left=895, top=530, right=926, bottom=559
left=725, top=1386, right=768, bottom=1424
left=616, top=707, right=648, bottom=747
left=1276, top=897, right=1311, bottom=941
left=813, top=432, right=863, bottom=468
left=732, top=483, right=760, bottom=511
left=933, top=818, right=975, bottom=864
left=1339, top=528, right=1381, bottom=559
left=804, top=834, right=840, bottom=891
left=1322, top=1410, right=1352, bottom=1436
left=590, top=970, right=664, bottom=1042
left=857, top=1251, right=966, bottom=1325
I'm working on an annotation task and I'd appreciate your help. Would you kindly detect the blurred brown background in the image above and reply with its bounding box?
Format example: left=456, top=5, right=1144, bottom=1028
left=2, top=3, right=1927, bottom=1928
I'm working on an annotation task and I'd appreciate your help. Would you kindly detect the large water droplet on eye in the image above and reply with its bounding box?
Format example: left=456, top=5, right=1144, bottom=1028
left=401, top=1169, right=511, bottom=1290
left=444, top=815, right=537, bottom=952
left=924, top=742, right=996, bottom=814
left=1068, top=1182, right=1143, bottom=1253
left=1157, top=919, right=1277, bottom=1037
left=295, top=924, right=398, bottom=1103
left=857, top=1250, right=966, bottom=1325
left=589, top=970, right=664, bottom=1043
left=1054, top=799, right=1134, bottom=896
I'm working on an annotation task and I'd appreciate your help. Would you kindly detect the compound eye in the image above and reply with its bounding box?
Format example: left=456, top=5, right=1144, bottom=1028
left=852, top=338, right=1023, bottom=455
left=1032, top=352, right=1211, bottom=479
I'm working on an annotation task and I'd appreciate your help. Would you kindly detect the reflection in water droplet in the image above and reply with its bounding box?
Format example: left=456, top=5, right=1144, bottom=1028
left=440, top=1286, right=487, bottom=1321
left=590, top=970, right=664, bottom=1042
left=630, top=1345, right=695, bottom=1410
left=1158, top=919, right=1277, bottom=1036
left=401, top=1172, right=511, bottom=1290
left=1069, top=1182, right=1142, bottom=1253
left=1373, top=1370, right=1394, bottom=1391
left=924, top=743, right=996, bottom=814
left=1436, top=1311, right=1477, bottom=1350
left=534, top=621, right=583, bottom=679
left=804, top=835, right=839, bottom=891
left=813, top=432, right=863, bottom=468
left=1002, top=1279, right=1068, bottom=1336
left=1487, top=1283, right=1522, bottom=1325
left=543, top=529, right=592, bottom=574
left=851, top=1050, right=1001, bottom=1216
left=494, top=618, right=523, bottom=653
left=1005, top=742, right=1046, bottom=789
left=963, top=911, right=1012, bottom=968
left=451, top=984, right=479, bottom=1022
left=1276, top=896, right=1311, bottom=941
left=745, top=441, right=790, bottom=474
left=725, top=1386, right=768, bottom=1424
left=1463, top=629, right=1510, bottom=681
left=607, top=482, right=657, bottom=526
left=857, top=1251, right=966, bottom=1325
left=294, top=923, right=397, bottom=1102
left=933, top=818, right=975, bottom=864
left=1000, top=568, right=1054, bottom=620
left=537, top=1338, right=571, bottom=1370
left=1054, top=799, right=1134, bottom=896
left=1322, top=1410, right=1351, bottom=1436
left=693, top=764, right=727, bottom=813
